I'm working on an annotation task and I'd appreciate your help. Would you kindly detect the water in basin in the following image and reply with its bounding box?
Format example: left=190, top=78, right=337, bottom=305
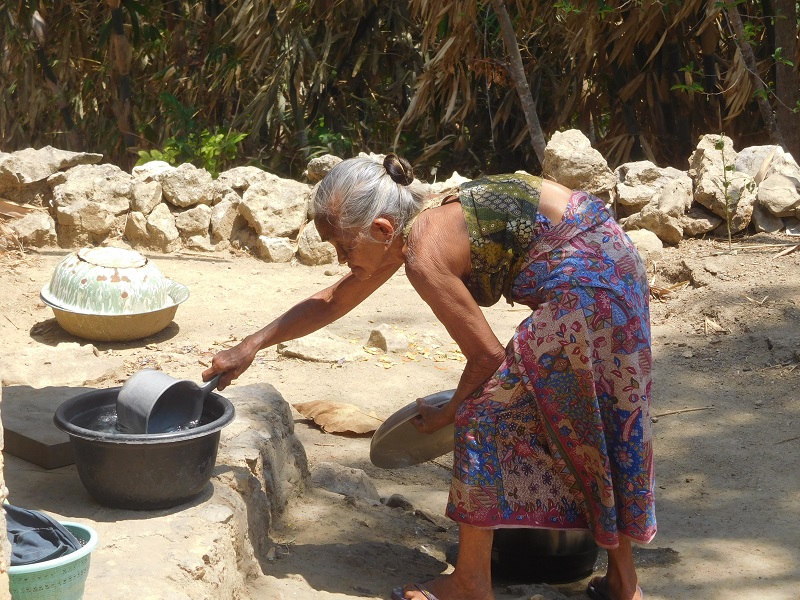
left=75, top=405, right=203, bottom=434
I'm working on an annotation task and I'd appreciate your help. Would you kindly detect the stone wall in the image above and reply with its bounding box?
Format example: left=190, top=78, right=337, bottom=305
left=2, top=135, right=799, bottom=262
left=541, top=130, right=800, bottom=244
left=0, top=148, right=338, bottom=265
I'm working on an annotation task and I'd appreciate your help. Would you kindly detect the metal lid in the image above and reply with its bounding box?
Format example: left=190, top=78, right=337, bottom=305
left=369, top=389, right=456, bottom=469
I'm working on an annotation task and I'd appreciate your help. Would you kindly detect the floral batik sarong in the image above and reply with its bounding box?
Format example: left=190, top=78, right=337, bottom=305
left=446, top=191, right=657, bottom=548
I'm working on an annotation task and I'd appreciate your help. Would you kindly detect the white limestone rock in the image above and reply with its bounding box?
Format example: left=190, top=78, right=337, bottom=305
left=175, top=204, right=212, bottom=237
left=146, top=203, right=180, bottom=252
left=131, top=180, right=163, bottom=215
left=296, top=221, right=336, bottom=266
left=156, top=163, right=215, bottom=208
left=757, top=173, right=800, bottom=217
left=311, top=462, right=381, bottom=504
left=688, top=134, right=756, bottom=233
left=55, top=200, right=118, bottom=247
left=132, top=160, right=174, bottom=181
left=239, top=174, right=312, bottom=238
left=429, top=171, right=471, bottom=194
left=210, top=199, right=241, bottom=244
left=256, top=236, right=295, bottom=263
left=679, top=204, right=724, bottom=238
left=621, top=205, right=683, bottom=245
left=8, top=211, right=56, bottom=247
left=624, top=228, right=663, bottom=266
left=367, top=324, right=411, bottom=353
left=216, top=166, right=272, bottom=194
left=615, top=161, right=690, bottom=212
left=124, top=211, right=149, bottom=247
left=0, top=146, right=102, bottom=187
left=277, top=328, right=368, bottom=363
left=751, top=203, right=785, bottom=233
left=543, top=129, right=616, bottom=201
left=305, top=154, right=343, bottom=184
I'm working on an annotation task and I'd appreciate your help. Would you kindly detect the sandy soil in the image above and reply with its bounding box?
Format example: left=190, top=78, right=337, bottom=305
left=1, top=233, right=799, bottom=600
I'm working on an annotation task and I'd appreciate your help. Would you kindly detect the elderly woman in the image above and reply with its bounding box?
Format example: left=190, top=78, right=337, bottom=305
left=204, top=154, right=655, bottom=600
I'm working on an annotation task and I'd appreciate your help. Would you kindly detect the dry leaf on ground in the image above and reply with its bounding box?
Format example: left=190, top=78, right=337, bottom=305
left=0, top=199, right=39, bottom=219
left=293, top=400, right=384, bottom=434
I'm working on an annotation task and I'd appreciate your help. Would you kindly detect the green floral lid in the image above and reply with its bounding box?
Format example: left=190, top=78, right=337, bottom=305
left=45, top=247, right=170, bottom=315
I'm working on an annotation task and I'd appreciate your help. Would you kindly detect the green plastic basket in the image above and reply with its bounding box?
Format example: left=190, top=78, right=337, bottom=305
left=8, top=522, right=98, bottom=600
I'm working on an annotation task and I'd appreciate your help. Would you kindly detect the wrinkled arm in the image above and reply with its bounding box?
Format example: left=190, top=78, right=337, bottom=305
left=204, top=263, right=400, bottom=389
left=406, top=261, right=506, bottom=430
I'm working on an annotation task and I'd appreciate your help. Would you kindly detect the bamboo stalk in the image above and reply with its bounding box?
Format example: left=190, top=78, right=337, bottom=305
left=774, top=245, right=799, bottom=258
left=652, top=406, right=715, bottom=418
left=776, top=435, right=800, bottom=445
left=727, top=243, right=800, bottom=250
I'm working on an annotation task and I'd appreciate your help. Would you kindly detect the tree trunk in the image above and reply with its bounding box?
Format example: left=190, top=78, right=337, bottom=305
left=288, top=54, right=310, bottom=160
left=31, top=10, right=80, bottom=149
left=772, top=0, right=800, bottom=157
left=107, top=0, right=136, bottom=167
left=164, top=0, right=187, bottom=70
left=725, top=3, right=784, bottom=146
left=489, top=0, right=546, bottom=165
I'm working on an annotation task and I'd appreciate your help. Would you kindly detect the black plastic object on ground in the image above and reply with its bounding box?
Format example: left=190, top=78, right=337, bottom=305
left=4, top=504, right=82, bottom=566
left=490, top=528, right=599, bottom=584
left=445, top=528, right=599, bottom=584
left=53, top=387, right=235, bottom=510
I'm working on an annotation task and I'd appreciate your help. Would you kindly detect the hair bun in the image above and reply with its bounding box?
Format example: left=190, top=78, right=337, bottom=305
left=384, top=153, right=414, bottom=186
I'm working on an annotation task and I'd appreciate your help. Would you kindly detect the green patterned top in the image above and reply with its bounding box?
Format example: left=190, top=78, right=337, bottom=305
left=458, top=173, right=542, bottom=306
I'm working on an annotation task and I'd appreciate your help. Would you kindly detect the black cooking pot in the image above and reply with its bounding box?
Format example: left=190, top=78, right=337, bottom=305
left=54, top=387, right=234, bottom=510
left=491, top=528, right=599, bottom=584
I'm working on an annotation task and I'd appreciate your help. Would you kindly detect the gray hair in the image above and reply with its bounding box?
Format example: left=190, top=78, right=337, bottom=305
left=313, top=156, right=428, bottom=240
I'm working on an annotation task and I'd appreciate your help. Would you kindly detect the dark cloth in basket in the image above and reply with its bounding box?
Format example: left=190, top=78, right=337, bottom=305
left=4, top=503, right=82, bottom=566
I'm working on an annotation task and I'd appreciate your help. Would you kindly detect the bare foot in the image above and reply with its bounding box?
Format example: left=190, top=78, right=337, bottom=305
left=394, top=573, right=494, bottom=600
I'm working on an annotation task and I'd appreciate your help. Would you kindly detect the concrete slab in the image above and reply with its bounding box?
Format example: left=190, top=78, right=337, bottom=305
left=0, top=342, right=124, bottom=388
left=1, top=385, right=93, bottom=469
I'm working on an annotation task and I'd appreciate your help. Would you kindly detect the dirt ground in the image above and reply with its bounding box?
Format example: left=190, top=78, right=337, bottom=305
left=1, top=232, right=799, bottom=600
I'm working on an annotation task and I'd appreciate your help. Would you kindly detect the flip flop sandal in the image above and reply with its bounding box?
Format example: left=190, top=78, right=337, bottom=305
left=391, top=581, right=440, bottom=600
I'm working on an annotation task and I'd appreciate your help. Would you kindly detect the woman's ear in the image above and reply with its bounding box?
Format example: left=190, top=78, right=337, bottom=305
left=371, top=217, right=396, bottom=243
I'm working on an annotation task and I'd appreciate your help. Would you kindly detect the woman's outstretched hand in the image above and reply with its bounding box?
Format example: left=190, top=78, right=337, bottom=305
left=411, top=397, right=455, bottom=434
left=202, top=338, right=259, bottom=391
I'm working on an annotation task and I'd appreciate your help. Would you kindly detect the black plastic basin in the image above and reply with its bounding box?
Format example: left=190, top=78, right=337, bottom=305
left=491, top=528, right=599, bottom=584
left=54, top=387, right=235, bottom=510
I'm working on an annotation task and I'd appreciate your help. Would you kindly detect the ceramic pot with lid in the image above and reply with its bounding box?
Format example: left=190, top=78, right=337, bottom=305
left=43, top=247, right=170, bottom=315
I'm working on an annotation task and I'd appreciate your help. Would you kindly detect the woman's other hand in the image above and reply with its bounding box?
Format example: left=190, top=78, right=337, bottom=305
left=411, top=398, right=455, bottom=434
left=202, top=338, right=259, bottom=391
